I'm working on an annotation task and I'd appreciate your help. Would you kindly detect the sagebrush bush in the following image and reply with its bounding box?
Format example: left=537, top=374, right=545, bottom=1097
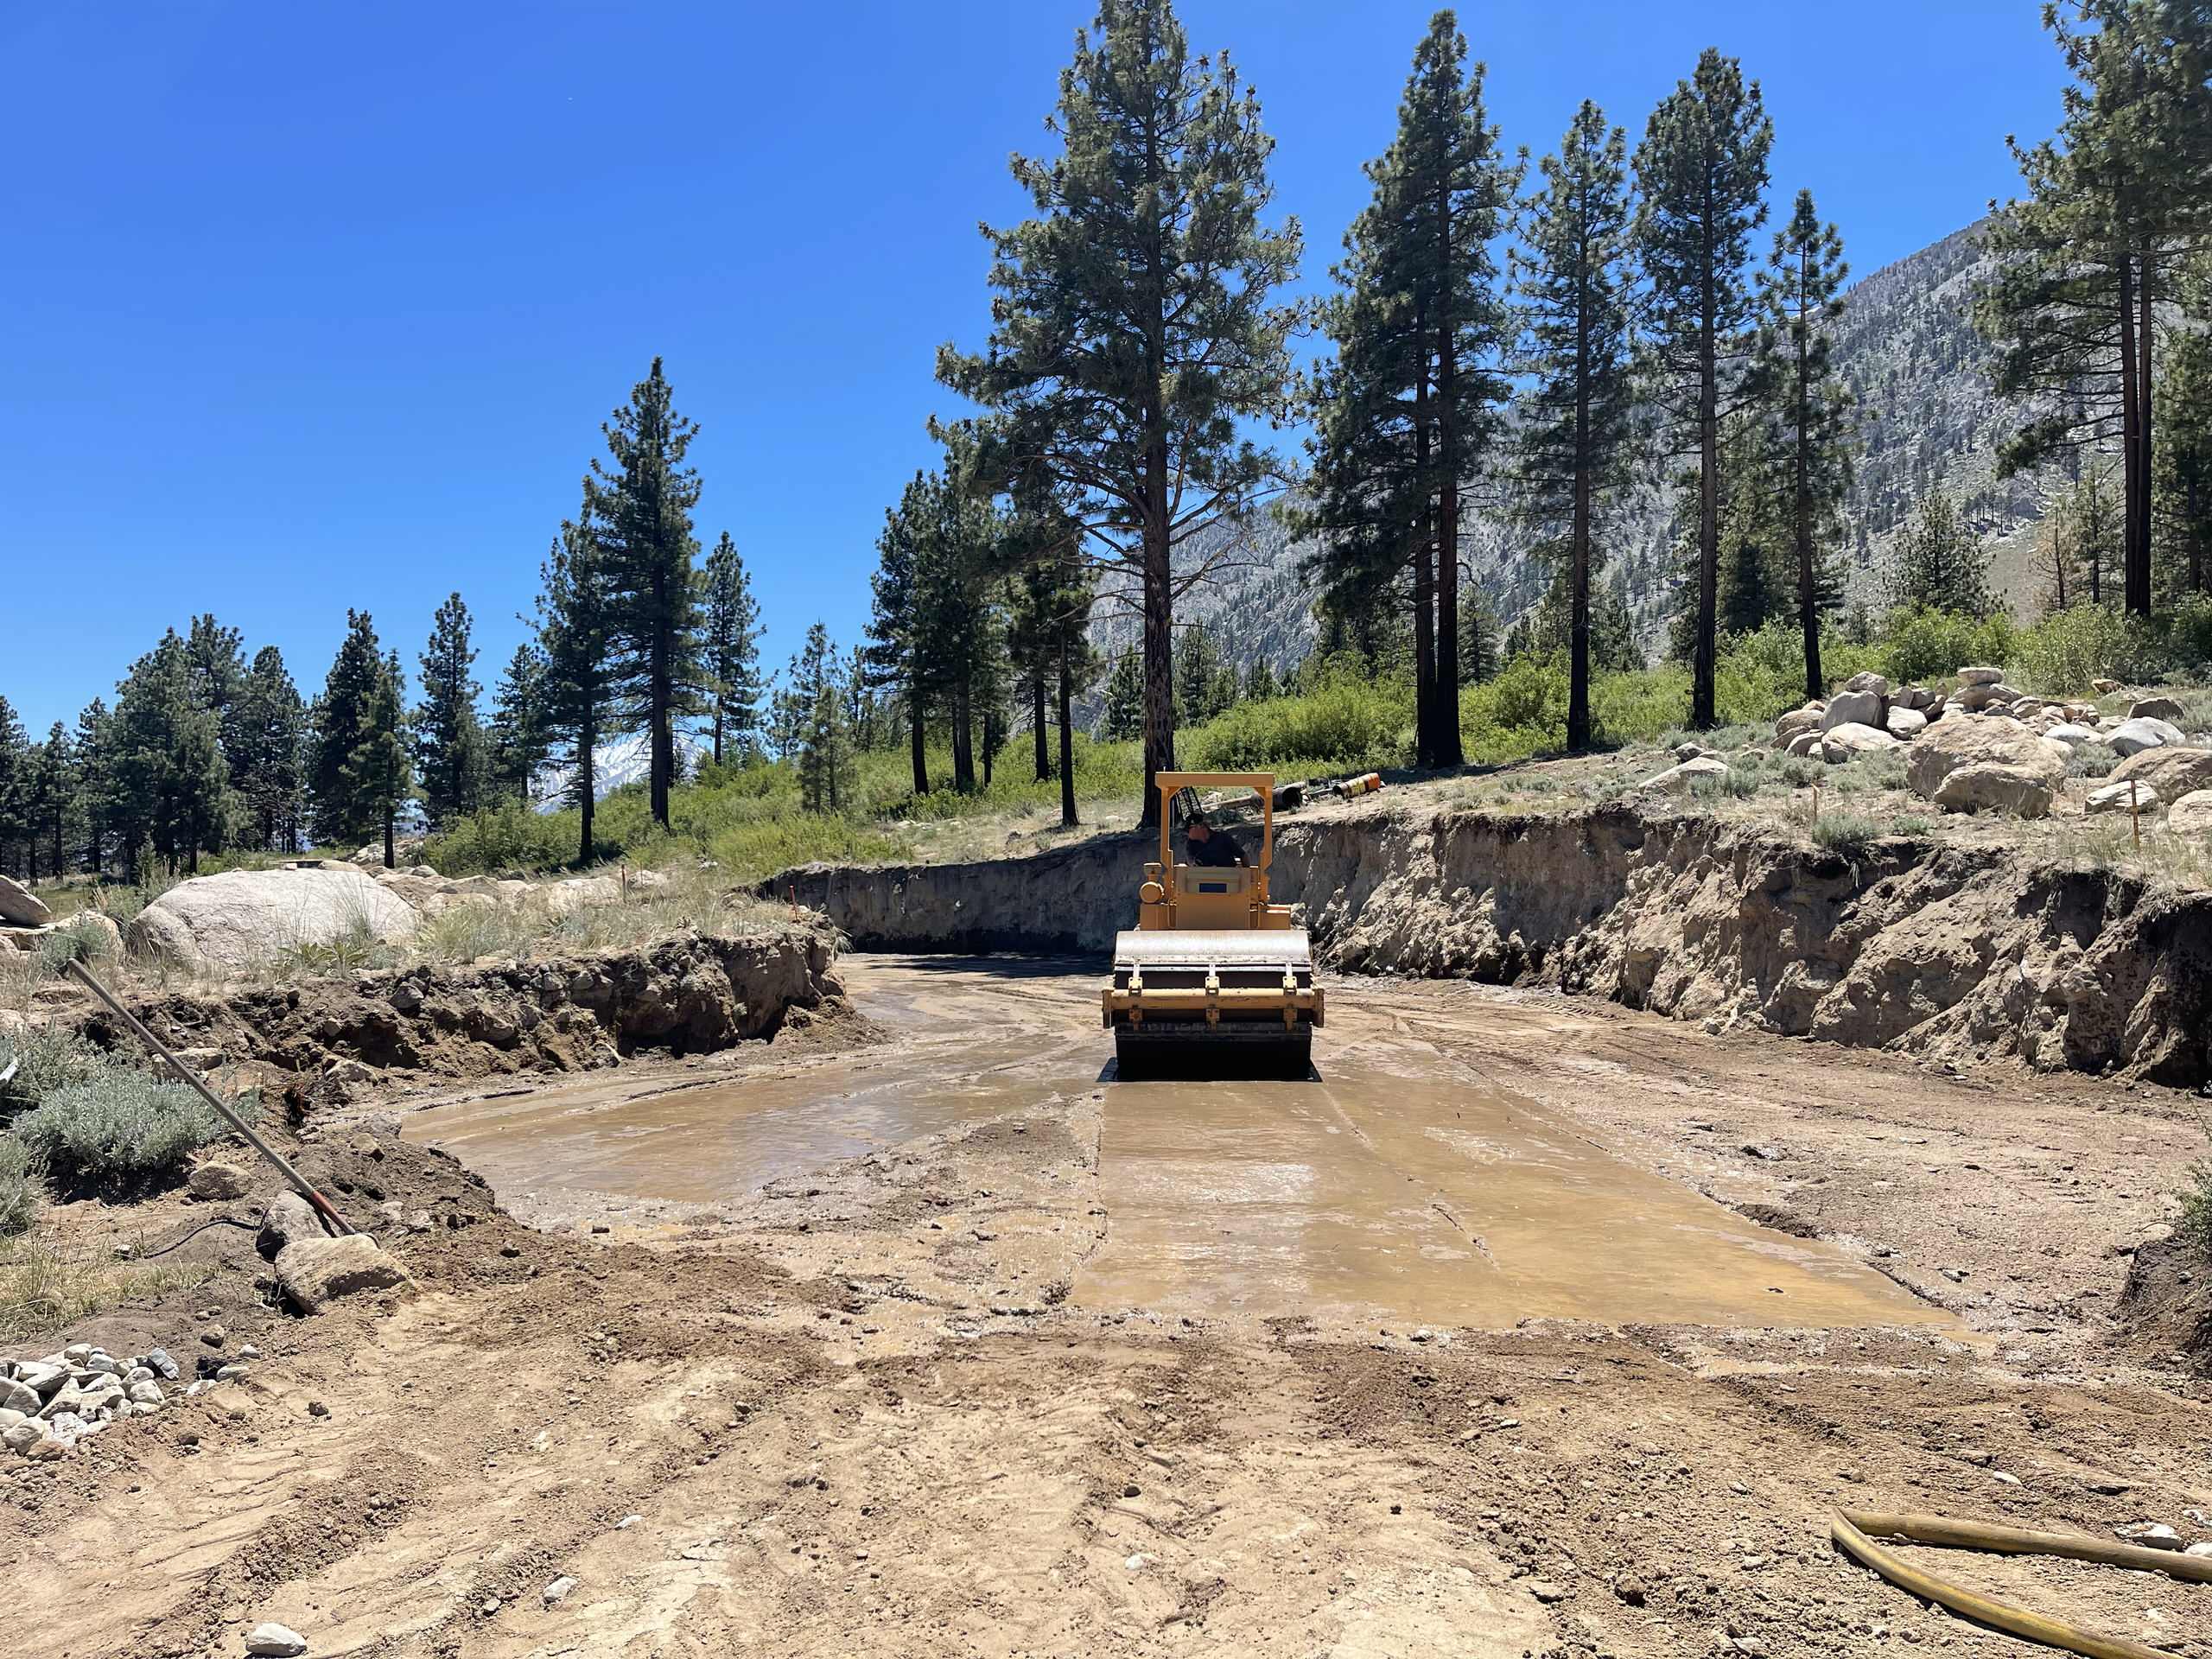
left=1812, top=812, right=1882, bottom=855
left=0, top=1137, right=42, bottom=1236
left=12, top=1073, right=245, bottom=1190
left=35, top=912, right=115, bottom=973
left=0, top=1025, right=116, bottom=1116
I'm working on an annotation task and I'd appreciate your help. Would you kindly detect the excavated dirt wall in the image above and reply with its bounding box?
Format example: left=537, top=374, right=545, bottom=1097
left=774, top=804, right=2212, bottom=1084
left=74, top=927, right=843, bottom=1082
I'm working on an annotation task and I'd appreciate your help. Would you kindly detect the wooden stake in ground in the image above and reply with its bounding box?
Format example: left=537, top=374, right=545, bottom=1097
left=2130, top=779, right=2141, bottom=847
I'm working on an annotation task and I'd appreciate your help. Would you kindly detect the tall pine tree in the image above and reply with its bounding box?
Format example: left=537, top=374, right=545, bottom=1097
left=1979, top=2, right=2212, bottom=618
left=700, top=531, right=764, bottom=765
left=488, top=643, right=548, bottom=804
left=1516, top=99, right=1636, bottom=751
left=1635, top=48, right=1773, bottom=728
left=1751, top=188, right=1854, bottom=699
left=343, top=652, right=412, bottom=869
left=415, top=592, right=491, bottom=830
left=537, top=512, right=618, bottom=866
left=232, top=646, right=307, bottom=852
left=583, top=356, right=704, bottom=830
left=938, top=0, right=1300, bottom=824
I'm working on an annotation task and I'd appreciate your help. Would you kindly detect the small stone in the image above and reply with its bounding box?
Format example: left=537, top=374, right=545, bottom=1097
left=2183, top=1541, right=2212, bottom=1559
left=543, top=1575, right=575, bottom=1606
left=244, top=1623, right=309, bottom=1656
left=3, top=1420, right=47, bottom=1454
left=615, top=1514, right=641, bottom=1530
left=307, top=1399, right=329, bottom=1418
left=2119, top=1522, right=2182, bottom=1550
left=238, top=1344, right=261, bottom=1361
left=146, top=1347, right=180, bottom=1381
left=203, top=1325, right=226, bottom=1348
left=1526, top=1580, right=1568, bottom=1604
left=188, top=1160, right=252, bottom=1202
left=25, top=1432, right=66, bottom=1461
left=1991, top=1471, right=2019, bottom=1485
left=128, top=1381, right=164, bottom=1408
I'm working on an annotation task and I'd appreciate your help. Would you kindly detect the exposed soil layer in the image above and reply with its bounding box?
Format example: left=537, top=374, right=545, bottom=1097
left=6, top=957, right=2207, bottom=1659
left=773, top=799, right=2212, bottom=1084
left=64, top=925, right=845, bottom=1083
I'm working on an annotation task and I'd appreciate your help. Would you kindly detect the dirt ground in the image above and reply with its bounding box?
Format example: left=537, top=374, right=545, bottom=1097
left=7, top=954, right=2210, bottom=1658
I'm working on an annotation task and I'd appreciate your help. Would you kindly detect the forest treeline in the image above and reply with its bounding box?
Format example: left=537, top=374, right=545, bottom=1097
left=3, top=0, right=2211, bottom=882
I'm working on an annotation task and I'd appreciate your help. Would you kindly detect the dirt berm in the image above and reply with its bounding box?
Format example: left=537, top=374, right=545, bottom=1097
left=772, top=800, right=2212, bottom=1085
left=71, top=925, right=843, bottom=1081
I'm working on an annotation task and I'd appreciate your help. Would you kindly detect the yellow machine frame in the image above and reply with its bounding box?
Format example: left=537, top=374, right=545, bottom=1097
left=1102, top=772, right=1322, bottom=1033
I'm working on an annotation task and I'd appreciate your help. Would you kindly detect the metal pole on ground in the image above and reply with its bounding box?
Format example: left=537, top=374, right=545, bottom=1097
left=63, top=958, right=355, bottom=1236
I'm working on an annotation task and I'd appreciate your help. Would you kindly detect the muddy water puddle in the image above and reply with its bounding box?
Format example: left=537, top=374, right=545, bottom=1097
left=413, top=957, right=1948, bottom=1332
left=407, top=1042, right=1093, bottom=1210
left=1076, top=1065, right=1948, bottom=1331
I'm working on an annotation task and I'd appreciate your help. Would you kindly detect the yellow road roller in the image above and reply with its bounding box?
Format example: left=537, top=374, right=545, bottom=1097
left=1102, top=771, right=1323, bottom=1077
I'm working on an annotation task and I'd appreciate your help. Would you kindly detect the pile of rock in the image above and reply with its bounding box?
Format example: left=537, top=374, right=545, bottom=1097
left=2, top=1341, right=185, bottom=1461
left=1767, top=671, right=2209, bottom=820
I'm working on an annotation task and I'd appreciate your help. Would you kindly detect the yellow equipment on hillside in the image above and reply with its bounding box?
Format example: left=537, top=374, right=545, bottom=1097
left=1102, top=772, right=1323, bottom=1077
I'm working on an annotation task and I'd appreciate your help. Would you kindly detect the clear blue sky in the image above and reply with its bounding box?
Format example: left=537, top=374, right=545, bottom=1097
left=3, top=0, right=2065, bottom=736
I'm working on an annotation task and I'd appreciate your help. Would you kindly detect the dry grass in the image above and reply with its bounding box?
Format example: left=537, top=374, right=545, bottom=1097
left=0, top=1234, right=216, bottom=1346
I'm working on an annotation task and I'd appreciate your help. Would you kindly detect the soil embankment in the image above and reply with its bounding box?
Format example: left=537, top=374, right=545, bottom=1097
left=773, top=801, right=2212, bottom=1084
left=70, top=925, right=845, bottom=1083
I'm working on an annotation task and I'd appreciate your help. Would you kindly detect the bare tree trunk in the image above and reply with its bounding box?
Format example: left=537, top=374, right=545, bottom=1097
left=577, top=709, right=597, bottom=867
left=1694, top=274, right=1719, bottom=729
left=1412, top=365, right=1437, bottom=769
left=1794, top=259, right=1821, bottom=704
left=1057, top=637, right=1077, bottom=830
left=2130, top=257, right=2155, bottom=616
left=950, top=681, right=976, bottom=791
left=1567, top=283, right=1594, bottom=753
left=908, top=679, right=929, bottom=796
left=1141, top=436, right=1175, bottom=828
left=2119, top=256, right=2149, bottom=617
left=1032, top=670, right=1050, bottom=781
left=1433, top=270, right=1463, bottom=766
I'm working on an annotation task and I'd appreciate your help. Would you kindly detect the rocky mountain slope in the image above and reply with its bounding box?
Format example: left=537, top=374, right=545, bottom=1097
left=1088, top=218, right=2057, bottom=682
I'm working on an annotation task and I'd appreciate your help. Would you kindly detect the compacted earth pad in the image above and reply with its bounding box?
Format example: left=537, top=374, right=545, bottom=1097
left=3, top=957, right=2207, bottom=1658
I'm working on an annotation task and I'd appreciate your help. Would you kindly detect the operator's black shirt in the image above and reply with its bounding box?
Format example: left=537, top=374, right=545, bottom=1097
left=1184, top=827, right=1244, bottom=868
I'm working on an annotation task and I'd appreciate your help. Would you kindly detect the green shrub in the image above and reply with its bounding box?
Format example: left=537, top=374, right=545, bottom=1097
left=0, top=1137, right=42, bottom=1236
left=1688, top=767, right=1758, bottom=802
left=1185, top=670, right=1413, bottom=772
left=12, top=1072, right=247, bottom=1191
left=423, top=798, right=585, bottom=877
left=2013, top=604, right=2130, bottom=696
left=1891, top=814, right=1936, bottom=836
left=1812, top=812, right=1882, bottom=855
left=35, top=913, right=115, bottom=973
left=1878, top=607, right=2016, bottom=686
left=0, top=1026, right=116, bottom=1116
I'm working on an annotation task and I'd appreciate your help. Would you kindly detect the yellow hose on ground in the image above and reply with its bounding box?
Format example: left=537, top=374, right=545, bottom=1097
left=1831, top=1509, right=2209, bottom=1659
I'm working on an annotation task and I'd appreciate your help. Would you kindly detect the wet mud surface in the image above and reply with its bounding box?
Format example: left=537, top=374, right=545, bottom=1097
left=10, top=955, right=2210, bottom=1657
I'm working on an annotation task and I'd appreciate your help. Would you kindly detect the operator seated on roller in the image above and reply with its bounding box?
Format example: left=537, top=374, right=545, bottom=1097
left=1182, top=811, right=1247, bottom=868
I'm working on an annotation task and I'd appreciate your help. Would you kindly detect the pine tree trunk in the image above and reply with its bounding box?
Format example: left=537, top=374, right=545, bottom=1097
left=2128, top=258, right=2154, bottom=617
left=1567, top=281, right=1594, bottom=753
left=1412, top=367, right=1437, bottom=770
left=1032, top=670, right=1049, bottom=781
left=1795, top=276, right=1822, bottom=704
left=1433, top=217, right=1463, bottom=767
left=577, top=711, right=597, bottom=867
left=1141, top=441, right=1175, bottom=829
left=908, top=678, right=930, bottom=796
left=2118, top=256, right=2147, bottom=618
left=1057, top=636, right=1077, bottom=830
left=382, top=806, right=394, bottom=871
left=712, top=706, right=725, bottom=768
left=1694, top=269, right=1719, bottom=729
left=951, top=682, right=976, bottom=791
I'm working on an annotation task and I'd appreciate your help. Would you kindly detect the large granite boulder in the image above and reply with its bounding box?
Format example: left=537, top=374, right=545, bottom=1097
left=1821, top=722, right=1899, bottom=762
left=2169, top=790, right=2212, bottom=838
left=1906, top=715, right=2066, bottom=817
left=1885, top=706, right=1928, bottom=740
left=1821, top=689, right=1885, bottom=731
left=126, top=866, right=420, bottom=973
left=2108, top=715, right=2185, bottom=757
left=2127, top=695, right=2185, bottom=722
left=0, top=874, right=51, bottom=927
left=2107, top=743, right=2212, bottom=798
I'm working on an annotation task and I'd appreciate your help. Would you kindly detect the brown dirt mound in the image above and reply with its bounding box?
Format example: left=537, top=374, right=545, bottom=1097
left=2119, top=1228, right=2212, bottom=1373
